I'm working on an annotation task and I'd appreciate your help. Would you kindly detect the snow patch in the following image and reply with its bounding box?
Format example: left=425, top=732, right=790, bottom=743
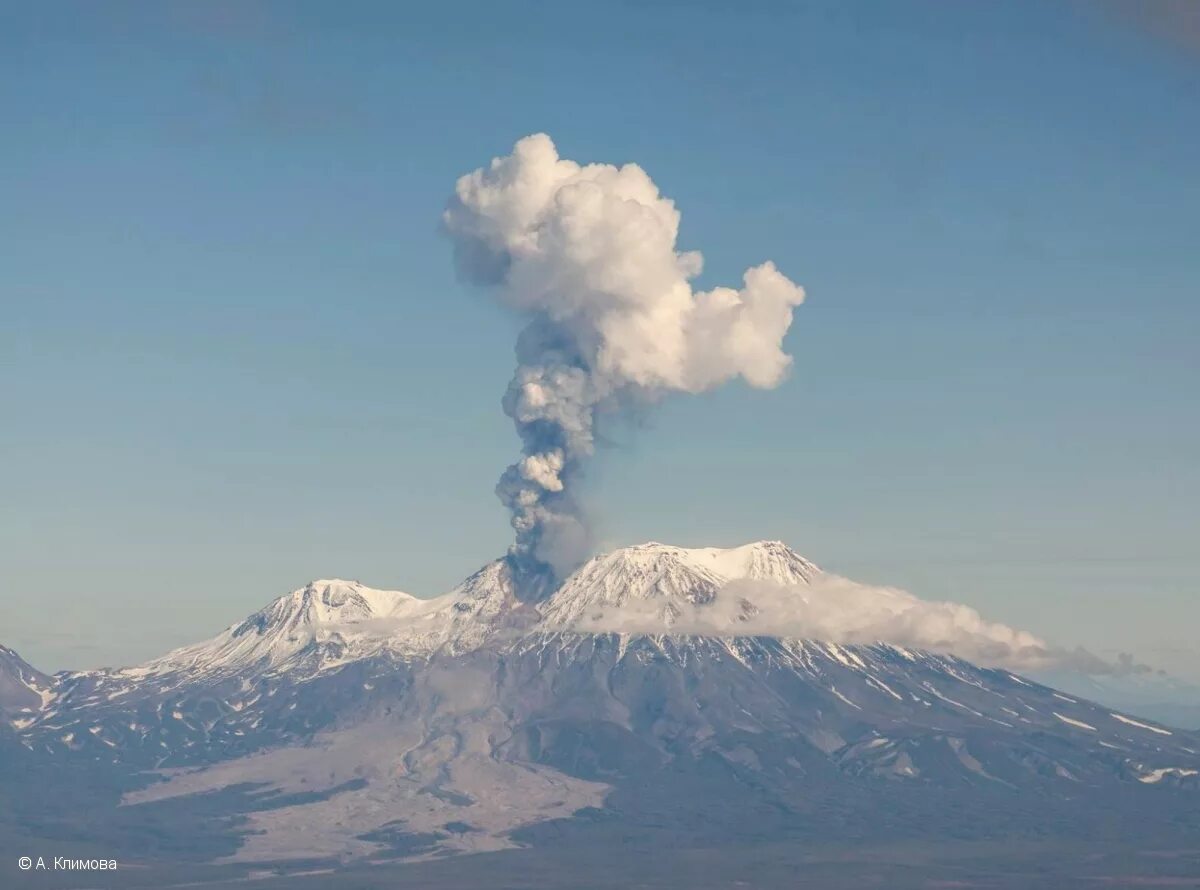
left=1111, top=713, right=1172, bottom=736
left=1138, top=767, right=1199, bottom=784
left=1053, top=713, right=1096, bottom=732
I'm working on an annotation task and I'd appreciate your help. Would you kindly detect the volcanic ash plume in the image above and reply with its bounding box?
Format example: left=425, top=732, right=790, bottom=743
left=444, top=134, right=806, bottom=585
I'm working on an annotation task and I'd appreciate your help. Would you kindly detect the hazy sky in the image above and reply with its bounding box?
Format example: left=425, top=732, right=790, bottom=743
left=3, top=1, right=1197, bottom=678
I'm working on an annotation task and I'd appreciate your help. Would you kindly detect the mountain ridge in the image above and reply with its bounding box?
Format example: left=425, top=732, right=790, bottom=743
left=18, top=541, right=829, bottom=684
left=3, top=540, right=1192, bottom=725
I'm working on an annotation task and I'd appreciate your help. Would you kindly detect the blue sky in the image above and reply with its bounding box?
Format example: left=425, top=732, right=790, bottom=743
left=2, top=1, right=1197, bottom=677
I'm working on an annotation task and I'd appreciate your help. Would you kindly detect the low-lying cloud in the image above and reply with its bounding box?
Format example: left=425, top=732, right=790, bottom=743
left=568, top=575, right=1147, bottom=675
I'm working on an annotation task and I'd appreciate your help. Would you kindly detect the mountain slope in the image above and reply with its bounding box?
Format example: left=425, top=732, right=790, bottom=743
left=47, top=632, right=1200, bottom=864
left=1030, top=666, right=1200, bottom=731
left=0, top=644, right=53, bottom=720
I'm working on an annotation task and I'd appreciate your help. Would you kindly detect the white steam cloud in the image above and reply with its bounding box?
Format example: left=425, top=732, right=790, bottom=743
left=571, top=576, right=1129, bottom=674
left=444, top=135, right=805, bottom=582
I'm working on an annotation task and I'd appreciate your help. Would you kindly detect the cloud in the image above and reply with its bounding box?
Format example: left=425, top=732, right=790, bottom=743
left=567, top=574, right=1147, bottom=675
left=444, top=135, right=805, bottom=583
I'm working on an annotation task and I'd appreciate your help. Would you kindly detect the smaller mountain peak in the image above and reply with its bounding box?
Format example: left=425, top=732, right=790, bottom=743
left=0, top=644, right=53, bottom=713
left=243, top=579, right=417, bottom=637
left=131, top=578, right=427, bottom=680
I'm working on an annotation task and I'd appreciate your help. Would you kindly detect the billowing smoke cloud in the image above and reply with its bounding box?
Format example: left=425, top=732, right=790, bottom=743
left=569, top=575, right=1145, bottom=675
left=444, top=135, right=805, bottom=583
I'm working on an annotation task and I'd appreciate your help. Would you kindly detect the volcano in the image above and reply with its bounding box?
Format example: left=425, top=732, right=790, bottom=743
left=3, top=542, right=1198, bottom=885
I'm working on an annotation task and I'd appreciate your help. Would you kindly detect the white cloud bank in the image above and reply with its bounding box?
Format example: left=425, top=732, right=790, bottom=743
left=569, top=575, right=1137, bottom=675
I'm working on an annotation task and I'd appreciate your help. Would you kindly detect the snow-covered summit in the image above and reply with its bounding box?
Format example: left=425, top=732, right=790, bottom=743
left=537, top=540, right=819, bottom=627
left=127, top=579, right=424, bottom=679
left=649, top=540, right=820, bottom=585
left=231, top=579, right=417, bottom=637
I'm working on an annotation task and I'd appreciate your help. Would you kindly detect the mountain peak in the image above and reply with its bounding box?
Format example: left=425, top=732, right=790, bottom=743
left=536, top=540, right=820, bottom=627
left=0, top=644, right=53, bottom=714
left=232, top=579, right=417, bottom=639
left=131, top=579, right=423, bottom=679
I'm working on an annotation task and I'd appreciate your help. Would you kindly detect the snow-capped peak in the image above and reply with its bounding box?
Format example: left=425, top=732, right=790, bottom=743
left=230, top=579, right=417, bottom=639
left=126, top=579, right=422, bottom=680
left=668, top=540, right=820, bottom=585
left=536, top=541, right=820, bottom=627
